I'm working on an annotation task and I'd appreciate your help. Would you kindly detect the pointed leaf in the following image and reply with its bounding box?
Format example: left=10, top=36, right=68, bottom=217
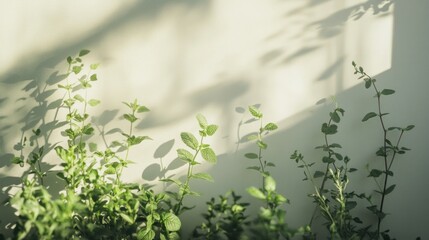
left=330, top=112, right=340, bottom=123
left=137, top=106, right=150, bottom=113
left=201, top=147, right=217, bottom=163
left=368, top=169, right=383, bottom=178
left=90, top=63, right=100, bottom=70
left=381, top=89, right=395, bottom=95
left=384, top=184, right=396, bottom=195
left=88, top=99, right=100, bottom=107
left=180, top=132, right=199, bottom=150
left=79, top=49, right=90, bottom=57
left=206, top=124, right=218, bottom=136
left=244, top=153, right=258, bottom=159
left=120, top=213, right=134, bottom=224
left=264, top=122, right=278, bottom=131
left=362, top=112, right=377, bottom=122
left=177, top=149, right=194, bottom=162
left=404, top=125, right=415, bottom=131
left=90, top=74, right=97, bottom=81
left=247, top=187, right=266, bottom=200
left=191, top=173, right=214, bottom=182
left=248, top=105, right=262, bottom=119
left=264, top=175, right=276, bottom=192
left=257, top=140, right=267, bottom=150
left=196, top=114, right=208, bottom=128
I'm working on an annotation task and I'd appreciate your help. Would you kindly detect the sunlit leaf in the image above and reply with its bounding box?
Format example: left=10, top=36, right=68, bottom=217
left=196, top=114, right=208, bottom=129
left=247, top=187, right=265, bottom=200
left=264, top=122, right=278, bottom=131
left=191, top=173, right=213, bottom=182
left=248, top=105, right=262, bottom=119
left=162, top=212, right=181, bottom=232
left=201, top=147, right=217, bottom=163
left=264, top=175, right=276, bottom=192
left=180, top=132, right=199, bottom=150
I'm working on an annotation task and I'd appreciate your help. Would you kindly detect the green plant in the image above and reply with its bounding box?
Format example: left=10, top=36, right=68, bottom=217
left=291, top=103, right=362, bottom=240
left=352, top=61, right=414, bottom=239
left=192, top=191, right=249, bottom=240
left=9, top=50, right=215, bottom=240
left=290, top=62, right=415, bottom=240
left=244, top=105, right=305, bottom=239
left=160, top=113, right=218, bottom=218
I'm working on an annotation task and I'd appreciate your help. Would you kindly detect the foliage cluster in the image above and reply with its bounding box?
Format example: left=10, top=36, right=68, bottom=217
left=0, top=51, right=416, bottom=240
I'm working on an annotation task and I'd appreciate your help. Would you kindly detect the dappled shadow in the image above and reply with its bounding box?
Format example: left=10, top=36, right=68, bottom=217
left=136, top=79, right=250, bottom=129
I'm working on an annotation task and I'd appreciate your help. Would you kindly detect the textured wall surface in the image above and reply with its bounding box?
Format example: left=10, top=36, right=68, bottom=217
left=1, top=0, right=428, bottom=238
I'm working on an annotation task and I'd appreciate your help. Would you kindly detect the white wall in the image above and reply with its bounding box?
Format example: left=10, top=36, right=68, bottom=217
left=0, top=0, right=428, bottom=238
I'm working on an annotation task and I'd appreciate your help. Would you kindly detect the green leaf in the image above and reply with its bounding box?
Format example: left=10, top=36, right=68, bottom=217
left=162, top=212, right=181, bottom=232
left=160, top=178, right=181, bottom=186
left=201, top=147, right=217, bottom=163
left=206, top=124, right=218, bottom=136
left=79, top=49, right=90, bottom=57
left=264, top=122, right=278, bottom=131
left=384, top=184, right=396, bottom=195
left=244, top=153, right=258, bottom=159
left=88, top=99, right=100, bottom=107
left=123, top=114, right=138, bottom=123
left=128, top=135, right=151, bottom=146
left=191, top=173, right=214, bottom=182
left=72, top=66, right=82, bottom=74
left=257, top=140, right=267, bottom=150
left=67, top=56, right=72, bottom=64
left=196, top=114, right=208, bottom=129
left=365, top=80, right=372, bottom=89
left=381, top=89, right=395, bottom=95
left=329, top=143, right=342, bottom=148
left=105, top=166, right=116, bottom=174
left=322, top=156, right=335, bottom=164
left=321, top=123, right=338, bottom=135
left=247, top=134, right=258, bottom=141
left=138, top=106, right=150, bottom=113
left=404, top=125, right=415, bottom=131
left=90, top=63, right=100, bottom=70
left=330, top=112, right=340, bottom=123
left=362, top=112, right=377, bottom=122
left=137, top=229, right=155, bottom=240
left=247, top=166, right=261, bottom=171
left=74, top=94, right=85, bottom=102
left=180, top=132, right=199, bottom=150
left=248, top=105, right=262, bottom=119
left=368, top=169, right=383, bottom=178
left=120, top=213, right=134, bottom=224
left=12, top=156, right=24, bottom=165
left=334, top=153, right=343, bottom=160
left=90, top=74, right=97, bottom=81
left=264, top=175, right=276, bottom=192
left=247, top=187, right=266, bottom=200
left=177, top=149, right=194, bottom=162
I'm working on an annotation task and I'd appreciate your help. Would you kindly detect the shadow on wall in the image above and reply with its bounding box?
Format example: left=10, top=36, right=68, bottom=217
left=1, top=0, right=428, bottom=238
left=178, top=65, right=427, bottom=238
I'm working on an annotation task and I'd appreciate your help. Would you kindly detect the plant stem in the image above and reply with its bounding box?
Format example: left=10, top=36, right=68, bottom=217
left=175, top=136, right=204, bottom=215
